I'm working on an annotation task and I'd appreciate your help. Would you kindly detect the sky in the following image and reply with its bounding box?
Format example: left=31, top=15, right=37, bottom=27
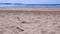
left=0, top=0, right=60, bottom=4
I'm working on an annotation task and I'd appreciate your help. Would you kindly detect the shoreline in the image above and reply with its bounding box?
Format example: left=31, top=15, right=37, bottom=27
left=0, top=7, right=60, bottom=11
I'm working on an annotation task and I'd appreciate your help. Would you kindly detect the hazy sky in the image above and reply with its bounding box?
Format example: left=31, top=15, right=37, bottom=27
left=0, top=0, right=60, bottom=4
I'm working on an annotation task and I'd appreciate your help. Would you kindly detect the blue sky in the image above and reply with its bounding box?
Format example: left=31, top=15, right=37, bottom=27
left=0, top=0, right=60, bottom=4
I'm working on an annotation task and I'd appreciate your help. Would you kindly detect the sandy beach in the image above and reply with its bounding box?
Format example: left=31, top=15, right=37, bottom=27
left=0, top=7, right=60, bottom=34
left=0, top=7, right=60, bottom=11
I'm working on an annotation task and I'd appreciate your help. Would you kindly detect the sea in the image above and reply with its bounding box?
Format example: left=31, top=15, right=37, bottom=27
left=0, top=3, right=60, bottom=8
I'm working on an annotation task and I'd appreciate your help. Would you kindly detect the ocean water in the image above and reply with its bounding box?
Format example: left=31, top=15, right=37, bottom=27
left=0, top=3, right=60, bottom=8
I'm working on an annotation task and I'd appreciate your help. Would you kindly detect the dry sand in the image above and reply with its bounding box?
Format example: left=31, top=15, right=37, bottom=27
left=0, top=8, right=60, bottom=34
left=0, top=7, right=60, bottom=11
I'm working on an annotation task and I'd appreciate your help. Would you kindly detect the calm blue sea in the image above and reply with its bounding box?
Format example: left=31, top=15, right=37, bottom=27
left=0, top=3, right=60, bottom=8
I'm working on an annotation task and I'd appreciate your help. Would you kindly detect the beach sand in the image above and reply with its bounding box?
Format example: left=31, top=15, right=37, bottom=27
left=0, top=8, right=60, bottom=34
left=0, top=7, right=60, bottom=11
